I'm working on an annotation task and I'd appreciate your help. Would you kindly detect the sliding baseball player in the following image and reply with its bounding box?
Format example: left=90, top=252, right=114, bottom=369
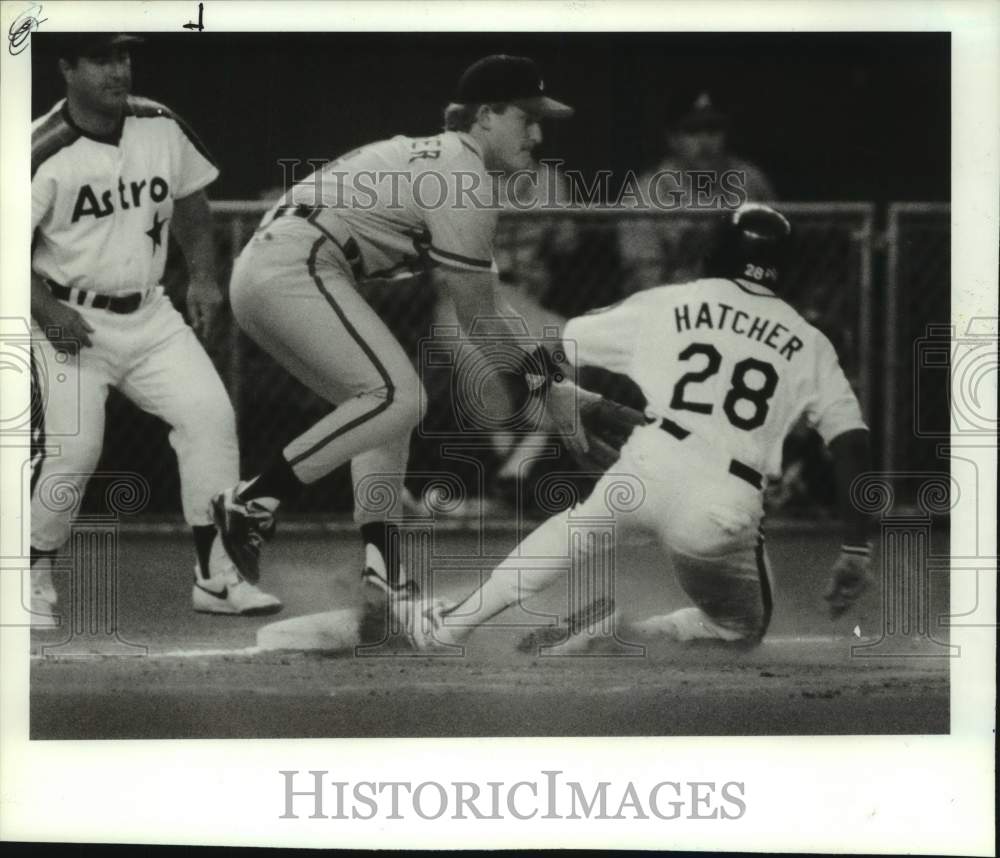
left=410, top=204, right=874, bottom=650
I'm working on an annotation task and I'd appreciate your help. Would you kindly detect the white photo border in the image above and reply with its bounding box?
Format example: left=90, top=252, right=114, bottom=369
left=1, top=0, right=996, bottom=852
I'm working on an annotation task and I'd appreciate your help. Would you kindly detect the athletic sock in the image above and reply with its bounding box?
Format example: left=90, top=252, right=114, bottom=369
left=192, top=525, right=216, bottom=580
left=360, top=521, right=401, bottom=586
left=30, top=546, right=57, bottom=568
left=237, top=452, right=303, bottom=504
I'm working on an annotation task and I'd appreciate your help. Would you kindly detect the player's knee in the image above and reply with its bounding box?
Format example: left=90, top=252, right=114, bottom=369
left=676, top=568, right=770, bottom=644
left=56, top=434, right=104, bottom=473
left=711, top=600, right=769, bottom=644
left=397, top=379, right=427, bottom=429
left=376, top=376, right=425, bottom=433
left=32, top=467, right=91, bottom=521
left=174, top=391, right=238, bottom=444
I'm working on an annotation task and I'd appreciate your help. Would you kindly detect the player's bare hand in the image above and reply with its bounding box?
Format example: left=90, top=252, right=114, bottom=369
left=824, top=546, right=874, bottom=619
left=35, top=301, right=94, bottom=354
left=186, top=276, right=223, bottom=338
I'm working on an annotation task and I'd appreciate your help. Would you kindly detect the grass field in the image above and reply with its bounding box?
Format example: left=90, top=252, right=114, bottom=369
left=29, top=521, right=951, bottom=739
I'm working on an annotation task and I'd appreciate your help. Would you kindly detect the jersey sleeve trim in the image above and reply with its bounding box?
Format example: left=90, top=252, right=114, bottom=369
left=31, top=110, right=80, bottom=178
left=174, top=169, right=221, bottom=200
left=126, top=95, right=219, bottom=169
left=428, top=244, right=493, bottom=270
left=452, top=132, right=485, bottom=163
left=459, top=138, right=483, bottom=160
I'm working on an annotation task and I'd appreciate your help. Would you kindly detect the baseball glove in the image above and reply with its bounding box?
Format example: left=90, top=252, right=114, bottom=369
left=544, top=380, right=648, bottom=471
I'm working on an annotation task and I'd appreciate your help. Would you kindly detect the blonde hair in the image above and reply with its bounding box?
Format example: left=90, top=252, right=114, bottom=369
left=443, top=102, right=508, bottom=132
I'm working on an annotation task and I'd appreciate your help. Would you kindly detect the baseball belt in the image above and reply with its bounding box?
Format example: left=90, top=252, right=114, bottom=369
left=270, top=204, right=365, bottom=281
left=652, top=416, right=764, bottom=490
left=47, top=280, right=144, bottom=314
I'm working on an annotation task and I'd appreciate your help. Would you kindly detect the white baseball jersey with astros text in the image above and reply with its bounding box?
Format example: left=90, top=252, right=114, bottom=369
left=563, top=277, right=867, bottom=478
left=31, top=96, right=219, bottom=295
left=265, top=131, right=498, bottom=281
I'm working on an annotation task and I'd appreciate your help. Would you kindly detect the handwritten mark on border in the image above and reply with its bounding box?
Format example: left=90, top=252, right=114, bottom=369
left=8, top=3, right=46, bottom=55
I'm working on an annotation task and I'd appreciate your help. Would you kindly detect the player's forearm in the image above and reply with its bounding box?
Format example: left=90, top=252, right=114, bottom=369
left=171, top=191, right=217, bottom=282
left=440, top=268, right=525, bottom=343
left=31, top=270, right=60, bottom=320
left=829, top=428, right=873, bottom=546
left=441, top=271, right=571, bottom=383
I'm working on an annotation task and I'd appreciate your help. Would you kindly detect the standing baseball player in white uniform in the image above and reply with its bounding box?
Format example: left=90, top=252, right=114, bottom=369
left=212, top=55, right=578, bottom=602
left=410, top=204, right=874, bottom=650
left=30, top=34, right=281, bottom=624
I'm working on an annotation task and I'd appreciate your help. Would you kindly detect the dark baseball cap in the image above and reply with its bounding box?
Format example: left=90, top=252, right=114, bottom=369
left=456, top=55, right=573, bottom=119
left=672, top=92, right=728, bottom=133
left=54, top=32, right=143, bottom=61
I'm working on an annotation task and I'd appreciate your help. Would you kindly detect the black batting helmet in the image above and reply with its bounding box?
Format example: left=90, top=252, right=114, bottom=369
left=703, top=203, right=792, bottom=288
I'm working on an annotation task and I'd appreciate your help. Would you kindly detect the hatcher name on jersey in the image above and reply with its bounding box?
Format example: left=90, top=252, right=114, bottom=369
left=674, top=300, right=804, bottom=362
left=71, top=176, right=170, bottom=222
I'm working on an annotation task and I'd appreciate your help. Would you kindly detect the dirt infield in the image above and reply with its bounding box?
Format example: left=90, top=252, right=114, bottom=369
left=29, top=523, right=951, bottom=739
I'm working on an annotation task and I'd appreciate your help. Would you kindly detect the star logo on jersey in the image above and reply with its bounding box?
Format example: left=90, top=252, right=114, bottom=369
left=145, top=211, right=168, bottom=252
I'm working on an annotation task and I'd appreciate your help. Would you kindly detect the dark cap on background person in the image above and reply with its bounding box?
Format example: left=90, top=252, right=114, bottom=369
left=456, top=54, right=574, bottom=119
left=672, top=91, right=729, bottom=133
left=51, top=32, right=144, bottom=61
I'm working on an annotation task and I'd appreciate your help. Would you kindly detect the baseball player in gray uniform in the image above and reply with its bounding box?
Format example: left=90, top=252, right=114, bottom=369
left=212, top=55, right=577, bottom=602
left=409, top=204, right=875, bottom=650
left=30, top=34, right=281, bottom=624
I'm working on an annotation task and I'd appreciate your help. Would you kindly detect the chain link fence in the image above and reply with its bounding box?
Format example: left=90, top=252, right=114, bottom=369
left=83, top=201, right=946, bottom=519
left=883, top=203, right=951, bottom=478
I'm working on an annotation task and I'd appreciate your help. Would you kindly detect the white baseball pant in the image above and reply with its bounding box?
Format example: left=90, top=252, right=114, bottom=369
left=228, top=218, right=425, bottom=524
left=459, top=418, right=774, bottom=642
left=31, top=287, right=239, bottom=551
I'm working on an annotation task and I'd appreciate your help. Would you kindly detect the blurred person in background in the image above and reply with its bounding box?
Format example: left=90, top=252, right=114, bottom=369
left=621, top=92, right=777, bottom=291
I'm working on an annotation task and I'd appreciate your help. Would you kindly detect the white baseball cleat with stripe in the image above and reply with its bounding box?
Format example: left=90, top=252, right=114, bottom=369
left=192, top=536, right=282, bottom=616
left=192, top=574, right=284, bottom=616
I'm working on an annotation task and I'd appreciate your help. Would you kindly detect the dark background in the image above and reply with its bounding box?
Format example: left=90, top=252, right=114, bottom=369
left=33, top=32, right=950, bottom=202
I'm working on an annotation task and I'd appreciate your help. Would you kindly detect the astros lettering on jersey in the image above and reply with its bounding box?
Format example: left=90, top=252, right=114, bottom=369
left=563, top=277, right=867, bottom=479
left=265, top=131, right=498, bottom=281
left=31, top=96, right=219, bottom=294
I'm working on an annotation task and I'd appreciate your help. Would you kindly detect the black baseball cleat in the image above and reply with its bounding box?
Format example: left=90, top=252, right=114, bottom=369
left=210, top=486, right=277, bottom=585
